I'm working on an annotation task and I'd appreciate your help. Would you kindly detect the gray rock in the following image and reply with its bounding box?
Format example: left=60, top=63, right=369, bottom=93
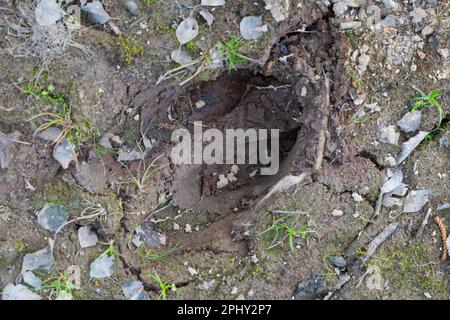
left=132, top=221, right=167, bottom=249
left=171, top=49, right=194, bottom=66
left=294, top=273, right=327, bottom=300
left=176, top=17, right=199, bottom=45
left=381, top=15, right=397, bottom=28
left=117, top=148, right=146, bottom=162
left=421, top=24, right=435, bottom=37
left=264, top=0, right=289, bottom=22
left=53, top=138, right=76, bottom=169
left=78, top=226, right=98, bottom=248
left=126, top=0, right=140, bottom=16
left=330, top=256, right=347, bottom=268
left=381, top=169, right=403, bottom=195
left=379, top=124, right=400, bottom=145
left=382, top=0, right=399, bottom=11
left=240, top=16, right=267, bottom=40
left=81, top=0, right=110, bottom=24
left=55, top=290, right=73, bottom=300
left=332, top=0, right=365, bottom=18
left=410, top=7, right=427, bottom=26
left=439, top=135, right=448, bottom=148
left=22, top=245, right=54, bottom=273
left=396, top=131, right=429, bottom=165
left=2, top=284, right=41, bottom=300
left=437, top=203, right=450, bottom=211
left=397, top=110, right=422, bottom=133
left=438, top=48, right=449, bottom=60
left=339, top=21, right=362, bottom=30
left=403, top=189, right=433, bottom=213
left=89, top=255, right=115, bottom=279
left=37, top=204, right=68, bottom=232
left=122, top=280, right=150, bottom=300
left=23, top=271, right=42, bottom=290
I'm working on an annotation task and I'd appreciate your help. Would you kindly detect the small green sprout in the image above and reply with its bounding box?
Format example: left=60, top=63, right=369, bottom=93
left=150, top=271, right=176, bottom=300
left=259, top=212, right=317, bottom=250
left=411, top=88, right=447, bottom=128
left=219, top=36, right=251, bottom=73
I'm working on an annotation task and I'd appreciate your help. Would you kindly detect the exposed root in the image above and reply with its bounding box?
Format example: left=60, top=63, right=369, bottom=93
left=434, top=216, right=447, bottom=261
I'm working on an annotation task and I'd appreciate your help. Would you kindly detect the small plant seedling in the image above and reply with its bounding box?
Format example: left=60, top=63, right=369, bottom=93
left=150, top=270, right=176, bottom=300
left=40, top=271, right=72, bottom=299
left=411, top=88, right=448, bottom=138
left=219, top=36, right=251, bottom=73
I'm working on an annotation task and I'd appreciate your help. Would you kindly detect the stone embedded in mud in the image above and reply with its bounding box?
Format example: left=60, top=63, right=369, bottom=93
left=22, top=245, right=54, bottom=273
left=439, top=135, right=448, bottom=148
left=240, top=16, right=268, bottom=40
left=37, top=127, right=63, bottom=142
left=53, top=139, right=77, bottom=169
left=117, top=148, right=146, bottom=162
left=122, top=280, right=150, bottom=300
left=366, top=266, right=383, bottom=290
left=176, top=17, right=199, bottom=45
left=403, top=189, right=433, bottom=213
left=99, top=132, right=122, bottom=149
left=294, top=273, right=327, bottom=300
left=2, top=283, right=42, bottom=300
left=78, top=226, right=98, bottom=248
left=37, top=204, right=68, bottom=232
left=332, top=0, right=365, bottom=18
left=437, top=203, right=450, bottom=211
left=35, top=0, right=64, bottom=26
left=330, top=256, right=347, bottom=268
left=381, top=169, right=403, bottom=195
left=89, top=255, right=115, bottom=279
left=171, top=49, right=195, bottom=66
left=410, top=7, right=428, bottom=27
left=201, top=0, right=225, bottom=6
left=23, top=271, right=42, bottom=291
left=55, top=290, right=73, bottom=300
left=81, top=0, right=110, bottom=24
left=397, top=110, right=422, bottom=133
left=0, top=131, right=14, bottom=170
left=382, top=0, right=399, bottom=12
